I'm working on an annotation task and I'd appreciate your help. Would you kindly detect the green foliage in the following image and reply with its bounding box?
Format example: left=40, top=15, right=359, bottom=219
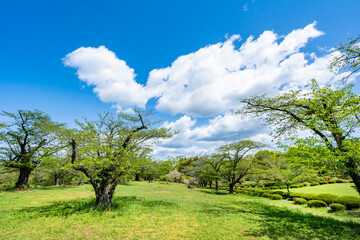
left=69, top=111, right=172, bottom=205
left=308, top=200, right=328, bottom=208
left=328, top=180, right=336, bottom=184
left=337, top=196, right=360, bottom=210
left=329, top=203, right=346, bottom=212
left=314, top=193, right=339, bottom=204
left=0, top=109, right=66, bottom=188
left=269, top=194, right=282, bottom=200
left=0, top=182, right=16, bottom=191
left=319, top=181, right=329, bottom=185
left=310, top=181, right=320, bottom=186
left=239, top=79, right=360, bottom=194
left=329, top=34, right=360, bottom=81
left=216, top=140, right=265, bottom=193
left=294, top=198, right=307, bottom=205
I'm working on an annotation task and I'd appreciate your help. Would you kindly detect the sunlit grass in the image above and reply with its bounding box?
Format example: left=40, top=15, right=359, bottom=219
left=287, top=183, right=358, bottom=197
left=1, top=182, right=360, bottom=239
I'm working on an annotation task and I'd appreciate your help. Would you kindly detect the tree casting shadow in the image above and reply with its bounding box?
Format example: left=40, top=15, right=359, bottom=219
left=18, top=196, right=177, bottom=217
left=200, top=198, right=360, bottom=240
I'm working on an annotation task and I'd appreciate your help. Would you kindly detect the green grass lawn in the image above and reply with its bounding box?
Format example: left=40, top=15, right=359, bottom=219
left=287, top=183, right=359, bottom=197
left=1, top=182, right=360, bottom=240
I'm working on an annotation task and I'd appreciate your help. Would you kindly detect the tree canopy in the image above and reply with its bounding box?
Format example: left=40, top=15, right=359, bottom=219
left=239, top=79, right=360, bottom=195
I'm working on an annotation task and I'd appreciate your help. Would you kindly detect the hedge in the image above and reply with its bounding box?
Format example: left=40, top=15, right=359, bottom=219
left=314, top=193, right=339, bottom=204
left=329, top=203, right=346, bottom=212
left=294, top=198, right=307, bottom=205
left=310, top=182, right=320, bottom=186
left=336, top=196, right=360, bottom=210
left=269, top=194, right=282, bottom=200
left=308, top=200, right=327, bottom=208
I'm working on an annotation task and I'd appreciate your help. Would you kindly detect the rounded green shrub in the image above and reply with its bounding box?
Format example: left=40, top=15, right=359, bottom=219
left=336, top=179, right=344, bottom=183
left=337, top=196, right=360, bottom=210
left=269, top=186, right=279, bottom=190
left=315, top=193, right=339, bottom=204
left=310, top=182, right=320, bottom=186
left=308, top=200, right=327, bottom=208
left=329, top=203, right=346, bottom=212
left=294, top=198, right=307, bottom=205
left=327, top=180, right=336, bottom=184
left=269, top=194, right=282, bottom=200
left=271, top=190, right=285, bottom=195
left=290, top=184, right=300, bottom=188
left=319, top=181, right=328, bottom=185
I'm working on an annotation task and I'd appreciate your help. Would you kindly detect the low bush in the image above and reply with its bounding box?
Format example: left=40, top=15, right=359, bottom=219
left=329, top=203, right=346, bottom=212
left=310, top=182, right=320, bottom=186
left=294, top=198, right=307, bottom=205
left=269, top=194, right=282, bottom=200
left=327, top=180, right=336, bottom=184
left=335, top=179, right=345, bottom=183
left=314, top=193, right=339, bottom=204
left=0, top=182, right=16, bottom=191
left=337, top=196, right=360, bottom=210
left=271, top=190, right=284, bottom=195
left=308, top=200, right=327, bottom=208
left=290, top=184, right=300, bottom=188
left=319, top=181, right=328, bottom=185
left=269, top=186, right=279, bottom=190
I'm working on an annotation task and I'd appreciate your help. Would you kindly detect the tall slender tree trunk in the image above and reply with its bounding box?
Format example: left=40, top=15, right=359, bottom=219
left=16, top=167, right=32, bottom=188
left=215, top=181, right=219, bottom=191
left=209, top=181, right=212, bottom=189
left=54, top=172, right=60, bottom=185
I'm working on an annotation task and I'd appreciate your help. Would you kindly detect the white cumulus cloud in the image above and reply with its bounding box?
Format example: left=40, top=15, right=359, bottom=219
left=63, top=46, right=148, bottom=112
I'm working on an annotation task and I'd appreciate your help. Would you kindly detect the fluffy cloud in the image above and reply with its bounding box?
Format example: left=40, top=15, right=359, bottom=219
left=63, top=23, right=348, bottom=159
left=148, top=22, right=332, bottom=117
left=64, top=22, right=334, bottom=117
left=152, top=113, right=271, bottom=159
left=63, top=46, right=148, bottom=112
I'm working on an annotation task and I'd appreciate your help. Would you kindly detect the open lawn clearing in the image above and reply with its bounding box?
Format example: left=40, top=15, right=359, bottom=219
left=1, top=182, right=360, bottom=240
left=285, top=183, right=358, bottom=197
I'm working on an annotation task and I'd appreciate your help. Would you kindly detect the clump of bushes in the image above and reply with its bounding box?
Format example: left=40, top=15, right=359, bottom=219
left=314, top=193, right=339, bottom=204
left=319, top=181, right=328, bottom=185
left=308, top=200, right=327, bottom=208
left=327, top=180, right=336, bottom=184
left=269, top=186, right=280, bottom=190
left=310, top=182, right=320, bottom=186
left=329, top=203, right=346, bottom=212
left=337, top=196, right=360, bottom=210
left=269, top=194, right=282, bottom=200
left=294, top=198, right=307, bottom=205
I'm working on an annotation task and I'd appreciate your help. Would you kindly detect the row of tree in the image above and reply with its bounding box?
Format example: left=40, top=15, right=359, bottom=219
left=1, top=34, right=359, bottom=206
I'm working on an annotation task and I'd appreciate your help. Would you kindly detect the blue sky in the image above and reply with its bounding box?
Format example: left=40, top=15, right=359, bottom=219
left=1, top=0, right=359, bottom=159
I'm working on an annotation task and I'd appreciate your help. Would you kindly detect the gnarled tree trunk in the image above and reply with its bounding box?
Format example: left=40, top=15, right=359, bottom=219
left=215, top=181, right=219, bottom=191
left=95, top=185, right=114, bottom=206
left=229, top=183, right=235, bottom=194
left=16, top=167, right=32, bottom=188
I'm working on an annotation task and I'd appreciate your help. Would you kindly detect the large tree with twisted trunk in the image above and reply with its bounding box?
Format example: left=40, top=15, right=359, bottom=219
left=239, top=79, right=360, bottom=195
left=69, top=111, right=171, bottom=206
left=0, top=110, right=65, bottom=188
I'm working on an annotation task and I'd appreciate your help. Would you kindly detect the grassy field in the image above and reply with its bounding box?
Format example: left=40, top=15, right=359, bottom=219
left=286, top=183, right=359, bottom=197
left=1, top=182, right=360, bottom=240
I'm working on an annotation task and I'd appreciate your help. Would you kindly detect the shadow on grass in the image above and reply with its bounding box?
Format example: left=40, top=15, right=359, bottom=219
left=200, top=198, right=360, bottom=240
left=18, top=196, right=177, bottom=217
left=198, top=189, right=229, bottom=195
